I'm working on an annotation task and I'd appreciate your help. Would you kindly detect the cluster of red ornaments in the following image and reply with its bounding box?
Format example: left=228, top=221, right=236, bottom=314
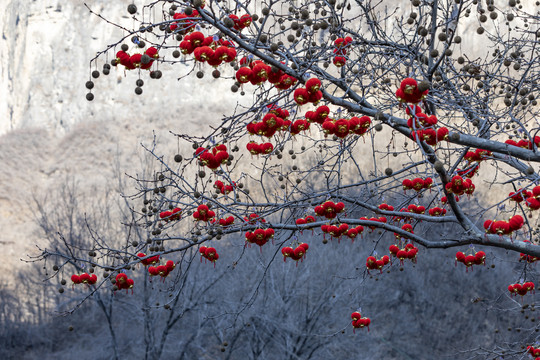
left=305, top=105, right=331, bottom=125
left=213, top=215, right=234, bottom=227
left=289, top=119, right=312, bottom=136
left=244, top=213, right=266, bottom=224
left=526, top=345, right=540, bottom=358
left=281, top=243, right=309, bottom=264
left=520, top=240, right=539, bottom=263
left=455, top=250, right=486, bottom=271
left=505, top=136, right=540, bottom=150
left=508, top=281, right=535, bottom=297
left=159, top=207, right=182, bottom=222
left=246, top=111, right=292, bottom=138
left=115, top=273, right=135, bottom=294
left=394, top=223, right=414, bottom=239
left=245, top=228, right=275, bottom=248
left=193, top=204, right=216, bottom=222
left=483, top=215, right=524, bottom=236
left=403, top=204, right=425, bottom=216
left=464, top=148, right=492, bottom=163
left=389, top=203, right=447, bottom=222
left=402, top=177, right=433, bottom=192
left=444, top=175, right=475, bottom=197
left=227, top=13, right=252, bottom=31
left=314, top=201, right=345, bottom=219
left=71, top=273, right=98, bottom=286
left=509, top=188, right=534, bottom=203
left=293, top=78, right=323, bottom=106
left=137, top=253, right=160, bottom=266
left=295, top=215, right=316, bottom=235
left=411, top=126, right=449, bottom=146
left=508, top=186, right=540, bottom=210
left=456, top=164, right=480, bottom=179
left=168, top=8, right=201, bottom=34
left=395, top=78, right=429, bottom=104
left=195, top=144, right=229, bottom=170
left=180, top=32, right=237, bottom=66
left=405, top=105, right=447, bottom=147
left=321, top=223, right=364, bottom=242
left=332, top=36, right=353, bottom=67
left=389, top=243, right=418, bottom=265
left=295, top=215, right=316, bottom=226
left=114, top=47, right=159, bottom=70
left=428, top=207, right=447, bottom=217
left=214, top=180, right=235, bottom=195
left=351, top=311, right=371, bottom=332
left=321, top=116, right=372, bottom=139
left=366, top=255, right=390, bottom=273
left=148, top=260, right=176, bottom=280
left=246, top=141, right=274, bottom=155
left=236, top=57, right=297, bottom=89
left=199, top=246, right=219, bottom=266
left=406, top=105, right=437, bottom=129
left=378, top=203, right=394, bottom=212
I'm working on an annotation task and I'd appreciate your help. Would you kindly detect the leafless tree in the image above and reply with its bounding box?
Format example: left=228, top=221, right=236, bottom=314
left=30, top=0, right=540, bottom=358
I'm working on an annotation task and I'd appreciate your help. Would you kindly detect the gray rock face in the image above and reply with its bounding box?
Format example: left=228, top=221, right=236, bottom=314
left=0, top=0, right=241, bottom=135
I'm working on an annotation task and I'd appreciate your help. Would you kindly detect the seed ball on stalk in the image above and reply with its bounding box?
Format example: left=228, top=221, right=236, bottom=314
left=223, top=17, right=234, bottom=28
left=418, top=81, right=431, bottom=92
